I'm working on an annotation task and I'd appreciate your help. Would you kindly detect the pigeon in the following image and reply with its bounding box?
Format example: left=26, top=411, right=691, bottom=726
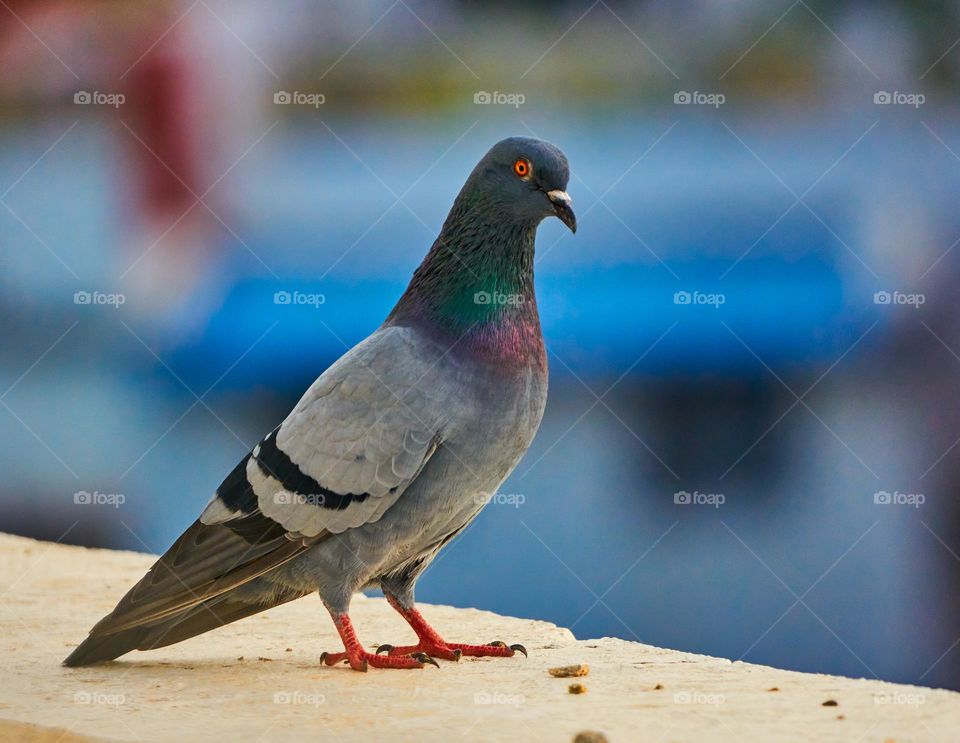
left=64, top=136, right=575, bottom=671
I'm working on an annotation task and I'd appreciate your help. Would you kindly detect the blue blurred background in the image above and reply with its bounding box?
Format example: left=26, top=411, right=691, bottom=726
left=2, top=0, right=960, bottom=689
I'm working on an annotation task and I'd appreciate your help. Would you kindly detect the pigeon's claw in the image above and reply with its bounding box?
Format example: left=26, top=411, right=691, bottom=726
left=374, top=635, right=525, bottom=661
left=379, top=641, right=461, bottom=661
left=383, top=594, right=528, bottom=662
left=321, top=648, right=429, bottom=670
left=320, top=650, right=367, bottom=671
left=412, top=652, right=440, bottom=668
left=445, top=641, right=527, bottom=659
left=483, top=640, right=527, bottom=657
left=322, top=613, right=434, bottom=671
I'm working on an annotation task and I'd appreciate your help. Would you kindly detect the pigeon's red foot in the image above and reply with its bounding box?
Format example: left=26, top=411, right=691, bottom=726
left=320, top=648, right=437, bottom=670
left=448, top=640, right=527, bottom=658
left=321, top=613, right=438, bottom=671
left=377, top=639, right=526, bottom=659
left=375, top=641, right=461, bottom=661
left=381, top=595, right=527, bottom=661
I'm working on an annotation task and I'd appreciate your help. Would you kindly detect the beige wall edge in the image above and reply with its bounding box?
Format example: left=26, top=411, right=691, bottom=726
left=1, top=532, right=957, bottom=742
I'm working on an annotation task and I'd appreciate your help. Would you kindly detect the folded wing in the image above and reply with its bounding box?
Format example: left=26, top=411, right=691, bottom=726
left=65, top=326, right=446, bottom=664
left=203, top=325, right=445, bottom=537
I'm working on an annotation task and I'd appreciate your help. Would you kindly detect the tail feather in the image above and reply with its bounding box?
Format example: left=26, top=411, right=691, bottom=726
left=63, top=625, right=156, bottom=668
left=63, top=582, right=312, bottom=667
left=63, top=514, right=316, bottom=667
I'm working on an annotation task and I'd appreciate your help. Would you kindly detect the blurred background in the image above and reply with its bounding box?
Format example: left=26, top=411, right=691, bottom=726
left=2, top=0, right=960, bottom=690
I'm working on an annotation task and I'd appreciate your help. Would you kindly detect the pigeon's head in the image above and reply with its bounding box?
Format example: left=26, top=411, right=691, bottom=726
left=466, top=136, right=576, bottom=233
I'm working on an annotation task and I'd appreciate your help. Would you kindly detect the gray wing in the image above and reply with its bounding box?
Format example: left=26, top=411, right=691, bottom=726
left=201, top=325, right=448, bottom=538
left=66, top=326, right=450, bottom=663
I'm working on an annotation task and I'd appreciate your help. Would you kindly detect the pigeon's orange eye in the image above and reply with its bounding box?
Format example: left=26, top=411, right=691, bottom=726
left=513, top=158, right=531, bottom=178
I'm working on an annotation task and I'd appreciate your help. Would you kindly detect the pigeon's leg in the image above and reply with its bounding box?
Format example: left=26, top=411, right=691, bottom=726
left=319, top=611, right=437, bottom=671
left=377, top=592, right=526, bottom=660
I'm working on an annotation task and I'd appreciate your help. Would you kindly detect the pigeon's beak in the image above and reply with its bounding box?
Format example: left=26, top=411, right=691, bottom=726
left=547, top=189, right=577, bottom=234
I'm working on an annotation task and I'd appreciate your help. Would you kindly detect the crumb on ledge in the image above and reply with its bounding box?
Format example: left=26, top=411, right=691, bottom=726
left=549, top=663, right=589, bottom=678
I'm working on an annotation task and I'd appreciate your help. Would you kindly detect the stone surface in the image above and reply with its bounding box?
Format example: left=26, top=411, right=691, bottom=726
left=1, top=532, right=958, bottom=742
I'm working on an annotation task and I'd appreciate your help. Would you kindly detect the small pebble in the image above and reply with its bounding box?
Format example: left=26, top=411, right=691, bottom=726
left=767, top=687, right=779, bottom=692
left=549, top=664, right=589, bottom=678
left=573, top=733, right=607, bottom=743
left=653, top=684, right=664, bottom=690
left=822, top=699, right=838, bottom=707
left=568, top=683, right=587, bottom=694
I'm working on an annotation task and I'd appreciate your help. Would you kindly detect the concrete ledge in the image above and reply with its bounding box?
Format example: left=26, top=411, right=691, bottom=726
left=1, top=532, right=957, bottom=742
